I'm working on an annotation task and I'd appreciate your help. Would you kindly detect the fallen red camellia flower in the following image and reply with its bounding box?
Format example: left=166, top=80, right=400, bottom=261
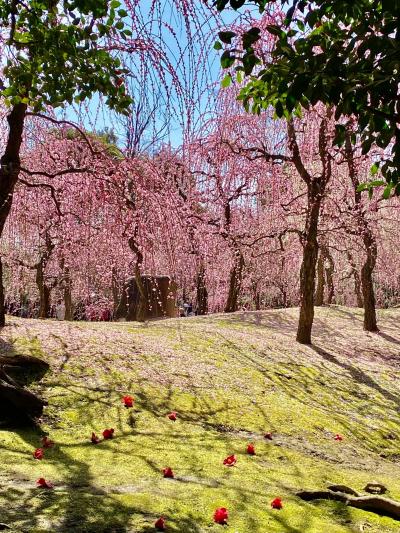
left=33, top=448, right=44, bottom=460
left=167, top=412, right=177, bottom=421
left=102, top=428, right=115, bottom=440
left=154, top=516, right=166, bottom=530
left=163, top=467, right=174, bottom=479
left=264, top=432, right=273, bottom=440
left=41, top=436, right=54, bottom=448
left=213, top=507, right=228, bottom=524
left=36, top=478, right=53, bottom=489
left=91, top=432, right=100, bottom=444
left=334, top=434, right=343, bottom=441
left=223, top=454, right=237, bottom=466
left=247, top=443, right=256, bottom=455
left=122, top=395, right=134, bottom=408
left=271, top=497, right=283, bottom=509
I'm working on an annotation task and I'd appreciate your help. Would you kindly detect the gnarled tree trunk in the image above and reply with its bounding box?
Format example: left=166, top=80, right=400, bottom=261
left=361, top=231, right=378, bottom=331
left=0, top=104, right=27, bottom=326
left=196, top=263, right=208, bottom=315
left=288, top=114, right=332, bottom=345
left=345, top=128, right=378, bottom=332
left=297, top=184, right=321, bottom=344
left=315, top=251, right=325, bottom=306
left=225, top=251, right=244, bottom=313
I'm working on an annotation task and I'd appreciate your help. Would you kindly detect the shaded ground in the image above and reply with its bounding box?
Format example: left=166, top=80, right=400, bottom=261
left=0, top=305, right=399, bottom=532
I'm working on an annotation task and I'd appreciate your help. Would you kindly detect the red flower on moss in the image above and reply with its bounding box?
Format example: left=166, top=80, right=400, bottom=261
left=271, top=497, right=283, bottom=509
left=154, top=516, right=166, bottom=530
left=41, top=436, right=54, bottom=448
left=102, top=428, right=115, bottom=440
left=163, top=467, right=174, bottom=479
left=264, top=432, right=273, bottom=440
left=223, top=454, right=237, bottom=467
left=33, top=448, right=44, bottom=460
left=334, top=434, right=343, bottom=441
left=247, top=443, right=256, bottom=455
left=91, top=432, right=100, bottom=444
left=167, top=412, right=177, bottom=421
left=122, top=395, right=134, bottom=408
left=36, top=478, right=53, bottom=489
left=213, top=507, right=228, bottom=524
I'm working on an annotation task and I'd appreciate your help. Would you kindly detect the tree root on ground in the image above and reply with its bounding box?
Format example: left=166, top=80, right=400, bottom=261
left=297, top=482, right=400, bottom=520
left=0, top=355, right=49, bottom=425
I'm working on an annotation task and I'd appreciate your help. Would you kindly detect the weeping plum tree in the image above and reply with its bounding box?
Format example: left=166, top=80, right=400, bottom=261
left=0, top=0, right=132, bottom=326
left=0, top=0, right=131, bottom=423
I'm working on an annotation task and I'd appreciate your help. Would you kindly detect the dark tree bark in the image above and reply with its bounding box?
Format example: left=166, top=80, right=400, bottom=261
left=196, top=263, right=208, bottom=315
left=288, top=115, right=332, bottom=344
left=35, top=232, right=55, bottom=319
left=315, top=251, right=325, bottom=306
left=323, top=245, right=335, bottom=304
left=0, top=103, right=27, bottom=325
left=361, top=231, right=378, bottom=331
left=63, top=267, right=73, bottom=321
left=347, top=251, right=364, bottom=307
left=251, top=279, right=261, bottom=310
left=296, top=182, right=322, bottom=343
left=225, top=251, right=244, bottom=313
left=0, top=354, right=49, bottom=425
left=316, top=244, right=335, bottom=306
left=344, top=129, right=378, bottom=332
left=0, top=258, right=5, bottom=328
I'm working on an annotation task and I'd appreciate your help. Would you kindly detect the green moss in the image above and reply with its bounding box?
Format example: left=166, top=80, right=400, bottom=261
left=1, top=308, right=400, bottom=531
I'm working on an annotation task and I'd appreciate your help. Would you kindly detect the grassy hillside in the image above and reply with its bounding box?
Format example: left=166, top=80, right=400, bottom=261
left=0, top=306, right=400, bottom=532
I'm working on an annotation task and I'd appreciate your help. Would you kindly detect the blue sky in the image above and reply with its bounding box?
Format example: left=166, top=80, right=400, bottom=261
left=61, top=1, right=258, bottom=152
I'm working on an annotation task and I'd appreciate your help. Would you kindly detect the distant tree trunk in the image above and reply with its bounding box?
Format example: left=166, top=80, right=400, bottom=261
left=347, top=252, right=363, bottom=307
left=345, top=128, right=378, bottom=332
left=252, top=280, right=261, bottom=310
left=63, top=267, right=73, bottom=321
left=225, top=251, right=244, bottom=313
left=323, top=245, right=335, bottom=304
left=361, top=231, right=378, bottom=331
left=0, top=104, right=27, bottom=327
left=0, top=258, right=5, bottom=327
left=315, top=251, right=325, bottom=306
left=35, top=233, right=55, bottom=319
left=196, top=263, right=208, bottom=315
left=36, top=261, right=51, bottom=319
left=111, top=267, right=121, bottom=316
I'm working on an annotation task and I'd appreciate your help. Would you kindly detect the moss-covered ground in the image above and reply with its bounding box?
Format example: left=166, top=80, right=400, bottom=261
left=0, top=305, right=400, bottom=532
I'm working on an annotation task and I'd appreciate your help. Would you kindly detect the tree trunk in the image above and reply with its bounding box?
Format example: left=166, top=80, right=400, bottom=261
left=63, top=267, right=73, bottom=321
left=347, top=252, right=363, bottom=307
left=196, top=263, right=208, bottom=315
left=36, top=261, right=51, bottom=319
left=288, top=115, right=332, bottom=345
left=225, top=251, right=244, bottom=313
left=345, top=128, right=378, bottom=331
left=361, top=232, right=378, bottom=332
left=323, top=245, right=335, bottom=304
left=296, top=182, right=322, bottom=344
left=0, top=104, right=27, bottom=326
left=251, top=279, right=261, bottom=310
left=0, top=257, right=5, bottom=328
left=315, top=251, right=325, bottom=306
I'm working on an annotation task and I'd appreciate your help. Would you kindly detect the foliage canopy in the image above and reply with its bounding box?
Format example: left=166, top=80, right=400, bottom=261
left=213, top=0, right=400, bottom=194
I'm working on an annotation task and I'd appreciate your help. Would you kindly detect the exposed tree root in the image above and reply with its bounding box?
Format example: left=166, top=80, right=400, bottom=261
left=297, top=483, right=399, bottom=520
left=0, top=354, right=49, bottom=425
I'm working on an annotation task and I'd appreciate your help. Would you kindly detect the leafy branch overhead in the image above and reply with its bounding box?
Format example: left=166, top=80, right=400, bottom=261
left=0, top=0, right=133, bottom=113
left=213, top=0, right=400, bottom=193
